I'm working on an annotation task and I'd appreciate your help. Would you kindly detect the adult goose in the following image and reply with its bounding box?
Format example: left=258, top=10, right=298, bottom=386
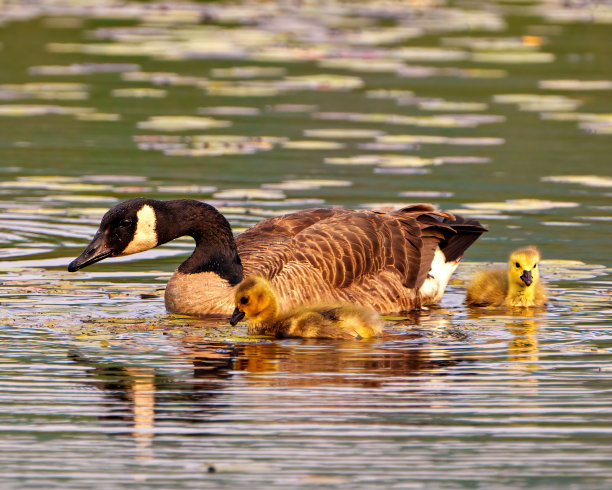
left=68, top=198, right=487, bottom=316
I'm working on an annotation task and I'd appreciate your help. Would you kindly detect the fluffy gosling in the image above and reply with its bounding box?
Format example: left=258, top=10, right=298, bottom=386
left=230, top=276, right=384, bottom=339
left=465, top=246, right=547, bottom=308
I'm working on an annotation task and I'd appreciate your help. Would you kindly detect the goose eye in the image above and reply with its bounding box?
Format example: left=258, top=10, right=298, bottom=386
left=515, top=262, right=520, bottom=268
left=240, top=296, right=249, bottom=305
left=119, top=218, right=133, bottom=228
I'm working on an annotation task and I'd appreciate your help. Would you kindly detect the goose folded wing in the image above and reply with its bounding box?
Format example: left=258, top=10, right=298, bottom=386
left=236, top=207, right=348, bottom=256
left=253, top=211, right=426, bottom=290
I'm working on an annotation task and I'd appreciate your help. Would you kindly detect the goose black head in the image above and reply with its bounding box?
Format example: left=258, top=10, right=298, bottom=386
left=68, top=198, right=159, bottom=272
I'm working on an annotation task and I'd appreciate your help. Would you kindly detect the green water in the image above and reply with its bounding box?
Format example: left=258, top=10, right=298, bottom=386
left=0, top=1, right=611, bottom=488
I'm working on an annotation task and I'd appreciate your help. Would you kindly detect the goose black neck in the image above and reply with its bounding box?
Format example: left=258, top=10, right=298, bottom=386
left=156, top=199, right=243, bottom=285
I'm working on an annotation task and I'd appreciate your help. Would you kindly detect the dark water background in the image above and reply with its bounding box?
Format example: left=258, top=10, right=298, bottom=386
left=0, top=1, right=611, bottom=488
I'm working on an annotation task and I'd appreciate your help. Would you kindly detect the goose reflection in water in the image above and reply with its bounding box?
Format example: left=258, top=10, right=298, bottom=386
left=68, top=347, right=236, bottom=460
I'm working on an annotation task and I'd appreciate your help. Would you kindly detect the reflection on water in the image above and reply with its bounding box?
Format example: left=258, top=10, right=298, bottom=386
left=1, top=0, right=612, bottom=487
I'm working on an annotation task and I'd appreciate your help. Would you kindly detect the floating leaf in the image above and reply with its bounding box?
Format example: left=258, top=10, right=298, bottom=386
left=281, top=140, right=345, bottom=150
left=0, top=104, right=94, bottom=117
left=366, top=89, right=415, bottom=99
left=157, top=185, right=217, bottom=194
left=304, top=128, right=385, bottom=139
left=137, top=116, right=231, bottom=131
left=283, top=74, right=364, bottom=91
left=541, top=221, right=587, bottom=227
left=76, top=112, right=121, bottom=121
left=269, top=104, right=319, bottom=113
left=211, top=66, right=286, bottom=78
left=493, top=93, right=582, bottom=111
left=325, top=155, right=438, bottom=167
left=378, top=134, right=505, bottom=146
left=213, top=189, right=286, bottom=200
left=111, top=88, right=167, bottom=98
left=318, top=58, right=405, bottom=73
left=442, top=36, right=544, bottom=51
left=542, top=175, right=612, bottom=188
left=463, top=199, right=580, bottom=212
left=539, top=79, right=612, bottom=90
left=399, top=191, right=454, bottom=198
left=472, top=51, right=555, bottom=63
left=394, top=47, right=468, bottom=61
left=417, top=100, right=489, bottom=111
left=29, top=63, right=140, bottom=75
left=122, top=71, right=205, bottom=86
left=198, top=106, right=260, bottom=116
left=262, top=179, right=352, bottom=191
left=312, top=111, right=503, bottom=128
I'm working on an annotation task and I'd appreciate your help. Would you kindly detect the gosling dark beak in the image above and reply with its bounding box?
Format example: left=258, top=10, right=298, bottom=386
left=67, top=231, right=113, bottom=272
left=520, top=270, right=533, bottom=287
left=229, top=307, right=245, bottom=326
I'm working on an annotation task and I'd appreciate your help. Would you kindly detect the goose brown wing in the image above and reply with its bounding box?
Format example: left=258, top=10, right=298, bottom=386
left=247, top=210, right=425, bottom=290
left=236, top=208, right=347, bottom=255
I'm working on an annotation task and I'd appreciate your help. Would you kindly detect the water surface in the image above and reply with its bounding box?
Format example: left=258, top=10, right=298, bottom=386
left=0, top=1, right=611, bottom=488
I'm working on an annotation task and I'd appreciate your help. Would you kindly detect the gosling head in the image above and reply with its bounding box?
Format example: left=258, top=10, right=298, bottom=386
left=230, top=276, right=278, bottom=326
left=508, top=246, right=541, bottom=289
left=68, top=198, right=159, bottom=272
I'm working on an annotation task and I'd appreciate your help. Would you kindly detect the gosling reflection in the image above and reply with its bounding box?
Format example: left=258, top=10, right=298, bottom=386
left=508, top=319, right=540, bottom=367
left=466, top=307, right=543, bottom=393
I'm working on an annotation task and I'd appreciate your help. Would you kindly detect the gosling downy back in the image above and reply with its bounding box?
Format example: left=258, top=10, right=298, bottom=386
left=231, top=276, right=384, bottom=339
left=68, top=199, right=487, bottom=316
left=465, top=246, right=547, bottom=308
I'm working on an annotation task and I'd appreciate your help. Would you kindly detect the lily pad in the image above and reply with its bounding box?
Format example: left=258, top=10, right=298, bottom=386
left=137, top=116, right=231, bottom=131
left=542, top=175, right=612, bottom=188
left=111, top=88, right=167, bottom=98
left=539, top=79, right=612, bottom=90
left=281, top=140, right=345, bottom=150
left=304, top=128, right=385, bottom=139
left=213, top=189, right=286, bottom=200
left=463, top=199, right=580, bottom=212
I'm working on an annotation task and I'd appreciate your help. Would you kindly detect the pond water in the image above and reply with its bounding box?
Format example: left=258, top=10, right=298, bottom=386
left=1, top=1, right=611, bottom=488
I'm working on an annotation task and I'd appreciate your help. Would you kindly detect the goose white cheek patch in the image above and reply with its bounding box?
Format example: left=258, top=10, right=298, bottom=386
left=121, top=205, right=158, bottom=255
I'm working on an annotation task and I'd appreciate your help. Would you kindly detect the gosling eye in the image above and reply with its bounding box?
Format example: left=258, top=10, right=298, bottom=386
left=533, top=263, right=537, bottom=269
left=240, top=296, right=249, bottom=305
left=515, top=262, right=521, bottom=268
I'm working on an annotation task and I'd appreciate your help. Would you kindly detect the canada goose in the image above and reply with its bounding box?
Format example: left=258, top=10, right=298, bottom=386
left=68, top=198, right=487, bottom=316
left=465, top=246, right=547, bottom=307
left=230, top=276, right=384, bottom=339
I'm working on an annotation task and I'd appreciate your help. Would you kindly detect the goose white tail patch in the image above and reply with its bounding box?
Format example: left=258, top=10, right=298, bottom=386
left=418, top=246, right=460, bottom=303
left=121, top=204, right=158, bottom=255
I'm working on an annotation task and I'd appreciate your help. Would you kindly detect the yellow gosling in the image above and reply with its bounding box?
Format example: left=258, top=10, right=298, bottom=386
left=230, top=276, right=384, bottom=339
left=465, top=246, right=547, bottom=308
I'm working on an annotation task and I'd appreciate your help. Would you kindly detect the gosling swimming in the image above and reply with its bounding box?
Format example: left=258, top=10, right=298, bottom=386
left=465, top=246, right=547, bottom=308
left=230, top=276, right=384, bottom=339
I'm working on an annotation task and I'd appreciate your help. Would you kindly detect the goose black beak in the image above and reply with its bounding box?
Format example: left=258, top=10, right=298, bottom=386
left=520, top=270, right=533, bottom=287
left=229, top=307, right=246, bottom=326
left=68, top=231, right=113, bottom=272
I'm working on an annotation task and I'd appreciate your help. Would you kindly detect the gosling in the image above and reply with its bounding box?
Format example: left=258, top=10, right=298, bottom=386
left=229, top=276, right=384, bottom=339
left=465, top=246, right=547, bottom=308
